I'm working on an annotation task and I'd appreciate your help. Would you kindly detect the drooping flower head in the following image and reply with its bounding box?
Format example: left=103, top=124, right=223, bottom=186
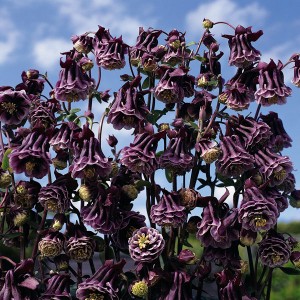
left=150, top=190, right=187, bottom=228
left=54, top=51, right=95, bottom=102
left=17, top=69, right=45, bottom=95
left=107, top=75, right=149, bottom=130
left=254, top=59, right=292, bottom=106
left=93, top=26, right=128, bottom=70
left=222, top=25, right=263, bottom=68
left=38, top=231, right=65, bottom=258
left=9, top=129, right=52, bottom=179
left=129, top=227, right=165, bottom=263
left=0, top=87, right=31, bottom=125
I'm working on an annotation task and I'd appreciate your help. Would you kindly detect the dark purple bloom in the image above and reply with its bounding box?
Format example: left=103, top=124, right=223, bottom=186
left=17, top=69, right=45, bottom=95
left=228, top=115, right=272, bottom=150
left=216, top=135, right=255, bottom=177
left=111, top=210, right=146, bottom=250
left=9, top=130, right=51, bottom=179
left=258, top=233, right=291, bottom=268
left=40, top=274, right=71, bottom=300
left=154, top=66, right=185, bottom=104
left=195, top=137, right=221, bottom=164
left=238, top=182, right=279, bottom=232
left=0, top=88, right=31, bottom=125
left=129, top=227, right=165, bottom=263
left=222, top=25, right=263, bottom=68
left=38, top=231, right=65, bottom=258
left=0, top=259, right=39, bottom=300
left=290, top=251, right=300, bottom=268
left=265, top=187, right=288, bottom=213
left=197, top=201, right=239, bottom=249
left=254, top=148, right=293, bottom=187
left=71, top=33, right=93, bottom=54
left=177, top=249, right=197, bottom=264
left=14, top=180, right=41, bottom=208
left=81, top=186, right=123, bottom=234
left=260, top=111, right=292, bottom=152
left=54, top=51, right=95, bottom=102
left=291, top=54, right=300, bottom=87
left=70, top=136, right=111, bottom=180
left=255, top=59, right=292, bottom=106
left=150, top=190, right=187, bottom=228
left=107, top=75, right=149, bottom=130
left=120, top=131, right=164, bottom=175
left=50, top=122, right=81, bottom=150
left=76, top=259, right=126, bottom=300
left=93, top=26, right=127, bottom=70
left=129, top=27, right=162, bottom=66
left=178, top=187, right=201, bottom=210
left=159, top=128, right=194, bottom=175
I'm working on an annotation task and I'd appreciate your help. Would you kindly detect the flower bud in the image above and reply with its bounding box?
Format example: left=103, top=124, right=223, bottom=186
left=131, top=280, right=148, bottom=298
left=54, top=254, right=70, bottom=271
left=186, top=216, right=201, bottom=234
left=107, top=135, right=118, bottom=147
left=202, top=147, right=221, bottom=164
left=0, top=172, right=12, bottom=189
left=13, top=210, right=29, bottom=226
left=290, top=251, right=300, bottom=268
left=26, top=69, right=39, bottom=79
left=290, top=189, right=300, bottom=208
left=52, top=213, right=66, bottom=231
left=203, top=18, right=214, bottom=29
left=178, top=188, right=200, bottom=210
left=158, top=123, right=170, bottom=132
left=78, top=184, right=92, bottom=202
left=240, top=228, right=257, bottom=246
left=109, top=161, right=119, bottom=177
left=177, top=249, right=197, bottom=264
left=122, top=184, right=139, bottom=200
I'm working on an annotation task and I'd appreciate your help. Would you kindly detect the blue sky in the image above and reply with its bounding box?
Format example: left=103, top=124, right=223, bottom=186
left=1, top=0, right=300, bottom=221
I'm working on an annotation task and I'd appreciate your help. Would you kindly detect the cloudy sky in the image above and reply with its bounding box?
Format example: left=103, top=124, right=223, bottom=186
left=1, top=0, right=300, bottom=221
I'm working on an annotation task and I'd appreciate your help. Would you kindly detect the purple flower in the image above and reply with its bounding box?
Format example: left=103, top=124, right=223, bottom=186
left=50, top=122, right=81, bottom=150
left=265, top=187, right=288, bottom=213
left=14, top=180, right=41, bottom=208
left=71, top=33, right=93, bottom=54
left=0, top=88, right=31, bottom=125
left=197, top=201, right=239, bottom=249
left=111, top=210, right=146, bottom=250
left=160, top=128, right=194, bottom=175
left=120, top=131, right=163, bottom=175
left=9, top=130, right=51, bottom=179
left=17, top=69, right=45, bottom=95
left=81, top=186, right=123, bottom=234
left=260, top=111, right=292, bottom=152
left=40, top=274, right=71, bottom=300
left=255, top=59, right=292, bottom=106
left=254, top=148, right=293, bottom=187
left=216, top=135, right=255, bottom=177
left=129, top=227, right=165, bottom=263
left=54, top=51, right=95, bottom=102
left=93, top=26, right=127, bottom=70
left=150, top=190, right=187, bottom=228
left=107, top=75, right=149, bottom=130
left=0, top=259, right=39, bottom=300
left=258, top=233, right=291, bottom=268
left=154, top=66, right=185, bottom=104
left=38, top=231, right=65, bottom=258
left=70, top=135, right=111, bottom=180
left=222, top=25, right=263, bottom=68
left=195, top=137, right=221, bottom=164
left=76, top=259, right=126, bottom=300
left=238, top=182, right=279, bottom=232
left=291, top=54, right=300, bottom=87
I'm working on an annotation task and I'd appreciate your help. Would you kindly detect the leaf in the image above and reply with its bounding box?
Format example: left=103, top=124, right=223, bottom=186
left=1, top=148, right=12, bottom=171
left=193, top=55, right=206, bottom=62
left=142, top=76, right=150, bottom=89
left=69, top=108, right=81, bottom=114
left=165, top=168, right=173, bottom=183
left=186, top=41, right=197, bottom=47
left=279, top=267, right=300, bottom=275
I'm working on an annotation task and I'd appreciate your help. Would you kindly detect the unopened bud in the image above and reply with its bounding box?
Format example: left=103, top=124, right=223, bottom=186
left=78, top=185, right=92, bottom=202
left=131, top=281, right=148, bottom=298
left=0, top=173, right=12, bottom=189
left=203, top=18, right=214, bottom=29
left=202, top=147, right=221, bottom=164
left=291, top=251, right=300, bottom=268
left=13, top=211, right=28, bottom=226
left=240, top=228, right=257, bottom=246
left=122, top=185, right=139, bottom=200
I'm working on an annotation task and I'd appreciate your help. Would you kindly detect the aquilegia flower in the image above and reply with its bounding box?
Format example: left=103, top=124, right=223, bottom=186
left=129, top=227, right=165, bottom=263
left=38, top=231, right=65, bottom=258
left=0, top=87, right=31, bottom=125
left=76, top=259, right=126, bottom=300
left=222, top=25, right=263, bottom=68
left=40, top=274, right=71, bottom=300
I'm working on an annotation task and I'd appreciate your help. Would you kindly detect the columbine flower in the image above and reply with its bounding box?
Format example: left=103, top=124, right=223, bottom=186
left=9, top=130, right=51, bottom=179
left=150, top=190, right=187, bottom=228
left=0, top=259, right=39, bottom=300
left=111, top=210, right=146, bottom=250
left=54, top=51, right=95, bottom=102
left=40, top=274, right=71, bottom=300
left=18, top=69, right=45, bottom=95
left=120, top=131, right=164, bottom=175
left=222, top=25, right=263, bottom=68
left=254, top=59, right=292, bottom=106
left=254, top=148, right=293, bottom=187
left=195, top=137, right=221, bottom=164
left=14, top=180, right=41, bottom=208
left=107, top=75, right=149, bottom=130
left=258, top=232, right=291, bottom=268
left=65, top=224, right=96, bottom=262
left=129, top=227, right=165, bottom=263
left=38, top=231, right=65, bottom=258
left=260, top=111, right=292, bottom=152
left=0, top=88, right=31, bottom=125
left=76, top=259, right=126, bottom=300
left=178, top=188, right=201, bottom=210
left=290, top=251, right=300, bottom=268
left=159, top=128, right=194, bottom=175
left=93, top=26, right=127, bottom=70
left=70, top=134, right=111, bottom=180
left=196, top=201, right=239, bottom=249
left=71, top=33, right=93, bottom=54
left=216, top=135, right=255, bottom=177
left=238, top=181, right=279, bottom=232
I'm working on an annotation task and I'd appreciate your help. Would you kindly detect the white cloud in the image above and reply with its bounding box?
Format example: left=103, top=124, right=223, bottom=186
left=33, top=38, right=71, bottom=69
left=185, top=0, right=268, bottom=39
left=0, top=9, right=20, bottom=64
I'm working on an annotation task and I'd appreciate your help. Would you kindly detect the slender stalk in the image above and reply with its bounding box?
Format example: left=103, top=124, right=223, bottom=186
left=77, top=262, right=83, bottom=284
left=247, top=246, right=255, bottom=288
left=266, top=269, right=273, bottom=300
left=213, top=21, right=236, bottom=30
left=254, top=103, right=261, bottom=120
left=97, top=111, right=107, bottom=147
left=19, top=226, right=25, bottom=261
left=0, top=256, right=16, bottom=266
